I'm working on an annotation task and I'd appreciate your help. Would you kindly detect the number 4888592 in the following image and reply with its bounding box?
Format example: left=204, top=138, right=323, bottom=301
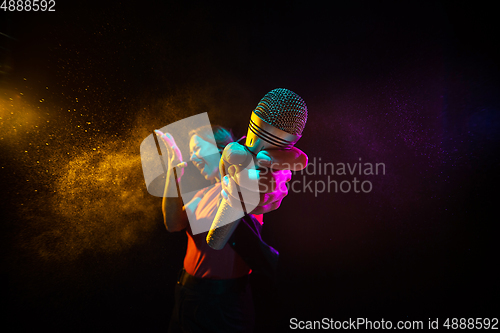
left=1, top=0, right=56, bottom=11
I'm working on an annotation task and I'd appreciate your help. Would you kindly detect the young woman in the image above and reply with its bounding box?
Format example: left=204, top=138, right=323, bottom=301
left=156, top=125, right=307, bottom=332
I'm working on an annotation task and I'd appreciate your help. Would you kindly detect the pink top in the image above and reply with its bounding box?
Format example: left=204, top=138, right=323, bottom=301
left=183, top=183, right=263, bottom=279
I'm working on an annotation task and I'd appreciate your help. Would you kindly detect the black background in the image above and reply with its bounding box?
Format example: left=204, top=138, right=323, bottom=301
left=1, top=1, right=499, bottom=331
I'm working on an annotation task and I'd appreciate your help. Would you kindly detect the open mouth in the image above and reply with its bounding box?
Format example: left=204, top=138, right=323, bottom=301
left=194, top=160, right=206, bottom=172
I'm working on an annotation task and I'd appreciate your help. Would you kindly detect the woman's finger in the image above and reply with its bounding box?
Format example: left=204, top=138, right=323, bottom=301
left=221, top=174, right=261, bottom=209
left=228, top=165, right=261, bottom=192
left=221, top=142, right=252, bottom=166
left=222, top=173, right=288, bottom=208
left=229, top=166, right=291, bottom=194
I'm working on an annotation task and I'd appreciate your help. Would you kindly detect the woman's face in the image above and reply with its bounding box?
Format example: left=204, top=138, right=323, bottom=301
left=189, top=135, right=221, bottom=181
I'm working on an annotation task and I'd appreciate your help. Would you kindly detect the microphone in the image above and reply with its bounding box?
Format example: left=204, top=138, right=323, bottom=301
left=206, top=88, right=308, bottom=250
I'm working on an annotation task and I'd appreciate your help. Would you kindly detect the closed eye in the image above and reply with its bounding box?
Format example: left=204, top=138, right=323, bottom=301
left=190, top=146, right=200, bottom=156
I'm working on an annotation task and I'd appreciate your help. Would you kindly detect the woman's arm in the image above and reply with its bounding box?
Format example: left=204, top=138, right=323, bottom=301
left=162, top=167, right=189, bottom=232
left=156, top=130, right=190, bottom=232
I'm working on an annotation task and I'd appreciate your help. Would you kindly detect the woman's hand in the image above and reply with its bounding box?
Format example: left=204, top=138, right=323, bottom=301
left=156, top=129, right=189, bottom=232
left=219, top=142, right=308, bottom=215
left=154, top=130, right=187, bottom=179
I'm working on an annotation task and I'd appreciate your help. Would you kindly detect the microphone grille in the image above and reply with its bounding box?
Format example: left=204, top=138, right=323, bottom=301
left=253, top=88, right=308, bottom=136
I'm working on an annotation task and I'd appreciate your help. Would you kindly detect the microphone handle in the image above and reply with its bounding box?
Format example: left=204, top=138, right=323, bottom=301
left=206, top=148, right=255, bottom=250
left=206, top=199, right=244, bottom=250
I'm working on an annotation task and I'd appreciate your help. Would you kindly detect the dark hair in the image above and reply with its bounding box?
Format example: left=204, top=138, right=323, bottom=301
left=188, top=125, right=234, bottom=153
